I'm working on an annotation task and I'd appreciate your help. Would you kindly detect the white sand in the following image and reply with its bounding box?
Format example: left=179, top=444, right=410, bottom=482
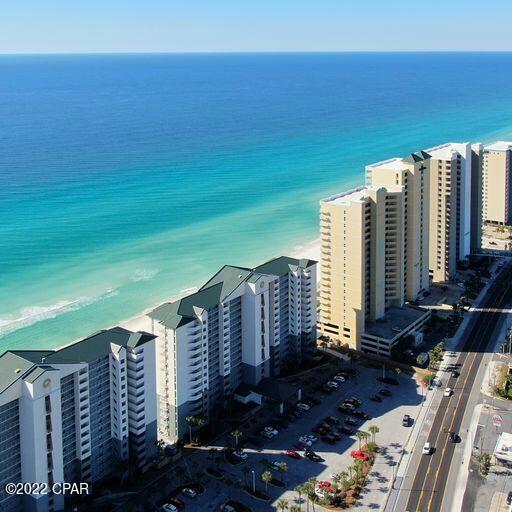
left=119, top=237, right=322, bottom=334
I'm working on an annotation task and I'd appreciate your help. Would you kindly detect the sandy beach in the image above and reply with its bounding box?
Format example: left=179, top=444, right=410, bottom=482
left=120, top=237, right=321, bottom=334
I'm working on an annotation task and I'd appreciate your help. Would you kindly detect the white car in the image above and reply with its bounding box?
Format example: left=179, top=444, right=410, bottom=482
left=162, top=505, right=178, bottom=512
left=457, top=282, right=465, bottom=288
left=422, top=442, right=432, bottom=455
left=326, top=381, right=339, bottom=389
left=305, top=434, right=318, bottom=443
left=296, top=403, right=310, bottom=411
left=260, top=430, right=274, bottom=439
left=233, top=449, right=247, bottom=460
left=444, top=387, right=452, bottom=397
left=182, top=488, right=197, bottom=498
left=270, top=461, right=281, bottom=470
left=264, top=426, right=278, bottom=436
left=298, top=436, right=313, bottom=447
left=333, top=375, right=346, bottom=383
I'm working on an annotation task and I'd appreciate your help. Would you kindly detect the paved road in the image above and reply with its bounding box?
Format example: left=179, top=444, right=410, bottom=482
left=405, top=264, right=512, bottom=512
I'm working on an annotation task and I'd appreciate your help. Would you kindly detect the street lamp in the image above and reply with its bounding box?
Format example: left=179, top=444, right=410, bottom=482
left=251, top=470, right=256, bottom=493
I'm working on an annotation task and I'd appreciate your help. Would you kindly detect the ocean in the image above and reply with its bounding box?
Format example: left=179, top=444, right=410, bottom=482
left=1, top=52, right=512, bottom=352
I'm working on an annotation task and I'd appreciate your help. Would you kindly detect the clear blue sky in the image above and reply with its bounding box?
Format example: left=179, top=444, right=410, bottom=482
left=2, top=0, right=511, bottom=54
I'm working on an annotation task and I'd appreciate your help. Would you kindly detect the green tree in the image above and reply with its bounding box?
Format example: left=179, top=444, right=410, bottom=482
left=294, top=485, right=304, bottom=511
left=261, top=470, right=272, bottom=492
left=230, top=429, right=243, bottom=448
left=368, top=425, right=380, bottom=444
left=277, top=499, right=289, bottom=511
left=476, top=453, right=491, bottom=476
left=277, top=462, right=288, bottom=482
left=290, top=506, right=301, bottom=512
left=185, top=415, right=206, bottom=444
left=355, top=431, right=366, bottom=451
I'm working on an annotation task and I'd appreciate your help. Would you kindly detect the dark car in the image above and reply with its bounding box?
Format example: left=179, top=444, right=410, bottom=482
left=402, top=414, right=411, bottom=427
left=338, top=403, right=355, bottom=413
left=331, top=431, right=342, bottom=440
left=167, top=497, right=185, bottom=510
left=451, top=371, right=459, bottom=378
left=313, top=425, right=329, bottom=435
left=338, top=425, right=353, bottom=435
left=369, top=394, right=382, bottom=402
left=352, top=410, right=369, bottom=420
left=305, top=451, right=324, bottom=462
left=221, top=500, right=252, bottom=512
left=320, top=385, right=333, bottom=394
left=449, top=432, right=460, bottom=443
left=324, top=416, right=340, bottom=425
left=379, top=389, right=392, bottom=396
left=348, top=396, right=362, bottom=405
left=322, top=435, right=337, bottom=445
left=507, top=491, right=512, bottom=505
left=345, top=417, right=358, bottom=426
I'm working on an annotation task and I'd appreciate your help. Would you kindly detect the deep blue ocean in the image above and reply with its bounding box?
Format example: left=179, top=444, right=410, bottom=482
left=1, top=52, right=512, bottom=352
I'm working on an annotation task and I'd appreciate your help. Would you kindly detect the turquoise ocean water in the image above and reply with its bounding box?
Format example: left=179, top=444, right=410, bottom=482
left=1, top=52, right=512, bottom=352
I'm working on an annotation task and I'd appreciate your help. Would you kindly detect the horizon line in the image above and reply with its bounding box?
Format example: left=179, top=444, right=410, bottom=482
left=1, top=49, right=512, bottom=57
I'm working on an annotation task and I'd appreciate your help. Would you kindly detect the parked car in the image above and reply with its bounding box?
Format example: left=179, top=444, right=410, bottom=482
left=369, top=394, right=382, bottom=402
left=331, top=431, right=342, bottom=440
left=313, top=425, right=329, bottom=435
left=333, top=375, right=346, bottom=383
left=348, top=396, right=362, bottom=405
left=233, top=449, right=247, bottom=460
left=402, top=414, right=411, bottom=427
left=322, top=435, right=337, bottom=445
left=507, top=491, right=512, bottom=505
left=296, top=402, right=310, bottom=411
left=167, top=498, right=184, bottom=510
left=161, top=504, right=178, bottom=512
left=451, top=371, right=459, bottom=378
left=295, top=441, right=307, bottom=450
left=326, top=381, right=339, bottom=389
left=344, top=417, right=358, bottom=426
left=260, top=430, right=274, bottom=439
left=379, top=389, right=392, bottom=396
left=285, top=449, right=301, bottom=459
left=269, top=461, right=281, bottom=470
left=338, top=403, right=355, bottom=413
left=298, top=436, right=313, bottom=447
left=264, top=426, right=278, bottom=435
left=352, top=410, right=369, bottom=420
left=338, top=425, right=353, bottom=435
left=320, top=385, right=333, bottom=394
left=444, top=387, right=452, bottom=397
left=324, top=416, right=340, bottom=425
left=182, top=488, right=197, bottom=498
left=422, top=442, right=432, bottom=455
left=305, top=451, right=324, bottom=462
left=305, top=434, right=318, bottom=443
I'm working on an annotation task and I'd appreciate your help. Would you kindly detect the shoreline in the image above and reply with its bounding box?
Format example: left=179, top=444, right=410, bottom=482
left=56, top=236, right=322, bottom=349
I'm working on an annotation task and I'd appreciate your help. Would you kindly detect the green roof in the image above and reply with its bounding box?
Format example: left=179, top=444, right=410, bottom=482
left=149, top=256, right=317, bottom=330
left=0, top=327, right=156, bottom=395
left=403, top=151, right=431, bottom=164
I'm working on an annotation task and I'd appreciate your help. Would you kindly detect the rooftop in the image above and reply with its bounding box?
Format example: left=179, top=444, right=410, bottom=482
left=367, top=151, right=431, bottom=172
left=149, top=255, right=317, bottom=330
left=364, top=305, right=430, bottom=341
left=484, top=141, right=512, bottom=152
left=0, top=326, right=156, bottom=394
left=321, top=185, right=368, bottom=205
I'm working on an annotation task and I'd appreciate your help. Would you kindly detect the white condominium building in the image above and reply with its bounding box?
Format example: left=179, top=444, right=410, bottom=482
left=0, top=327, right=158, bottom=512
left=425, top=142, right=472, bottom=282
left=482, top=141, right=512, bottom=226
left=148, top=256, right=317, bottom=445
left=318, top=185, right=429, bottom=357
left=366, top=151, right=431, bottom=301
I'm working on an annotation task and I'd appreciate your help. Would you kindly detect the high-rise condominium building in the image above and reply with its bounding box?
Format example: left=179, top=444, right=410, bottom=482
left=425, top=142, right=472, bottom=282
left=148, top=256, right=317, bottom=444
left=0, top=327, right=157, bottom=512
left=318, top=185, right=430, bottom=357
left=482, top=141, right=512, bottom=226
left=470, top=143, right=484, bottom=252
left=366, top=151, right=431, bottom=300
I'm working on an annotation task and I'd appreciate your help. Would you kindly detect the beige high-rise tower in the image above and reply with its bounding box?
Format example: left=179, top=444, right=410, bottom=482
left=482, top=141, right=512, bottom=226
left=366, top=151, right=431, bottom=300
left=319, top=184, right=429, bottom=356
left=425, top=143, right=472, bottom=282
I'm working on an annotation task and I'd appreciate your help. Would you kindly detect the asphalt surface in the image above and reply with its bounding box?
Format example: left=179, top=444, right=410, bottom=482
left=406, top=264, right=512, bottom=512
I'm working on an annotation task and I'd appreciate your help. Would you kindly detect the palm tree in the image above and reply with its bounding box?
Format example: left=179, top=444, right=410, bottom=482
left=355, top=431, right=366, bottom=451
left=307, top=477, right=318, bottom=512
left=368, top=425, right=380, bottom=444
left=277, top=499, right=289, bottom=511
left=290, top=506, right=301, bottom=512
left=261, top=470, right=273, bottom=492
left=294, top=485, right=304, bottom=511
left=278, top=462, right=288, bottom=482
left=353, top=459, right=364, bottom=480
left=185, top=415, right=206, bottom=444
left=230, top=429, right=243, bottom=448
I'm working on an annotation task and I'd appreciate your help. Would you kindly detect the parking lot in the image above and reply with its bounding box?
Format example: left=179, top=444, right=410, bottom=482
left=166, top=358, right=425, bottom=512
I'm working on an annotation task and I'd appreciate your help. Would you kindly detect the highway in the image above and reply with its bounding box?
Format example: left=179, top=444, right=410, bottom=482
left=405, top=263, right=512, bottom=512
